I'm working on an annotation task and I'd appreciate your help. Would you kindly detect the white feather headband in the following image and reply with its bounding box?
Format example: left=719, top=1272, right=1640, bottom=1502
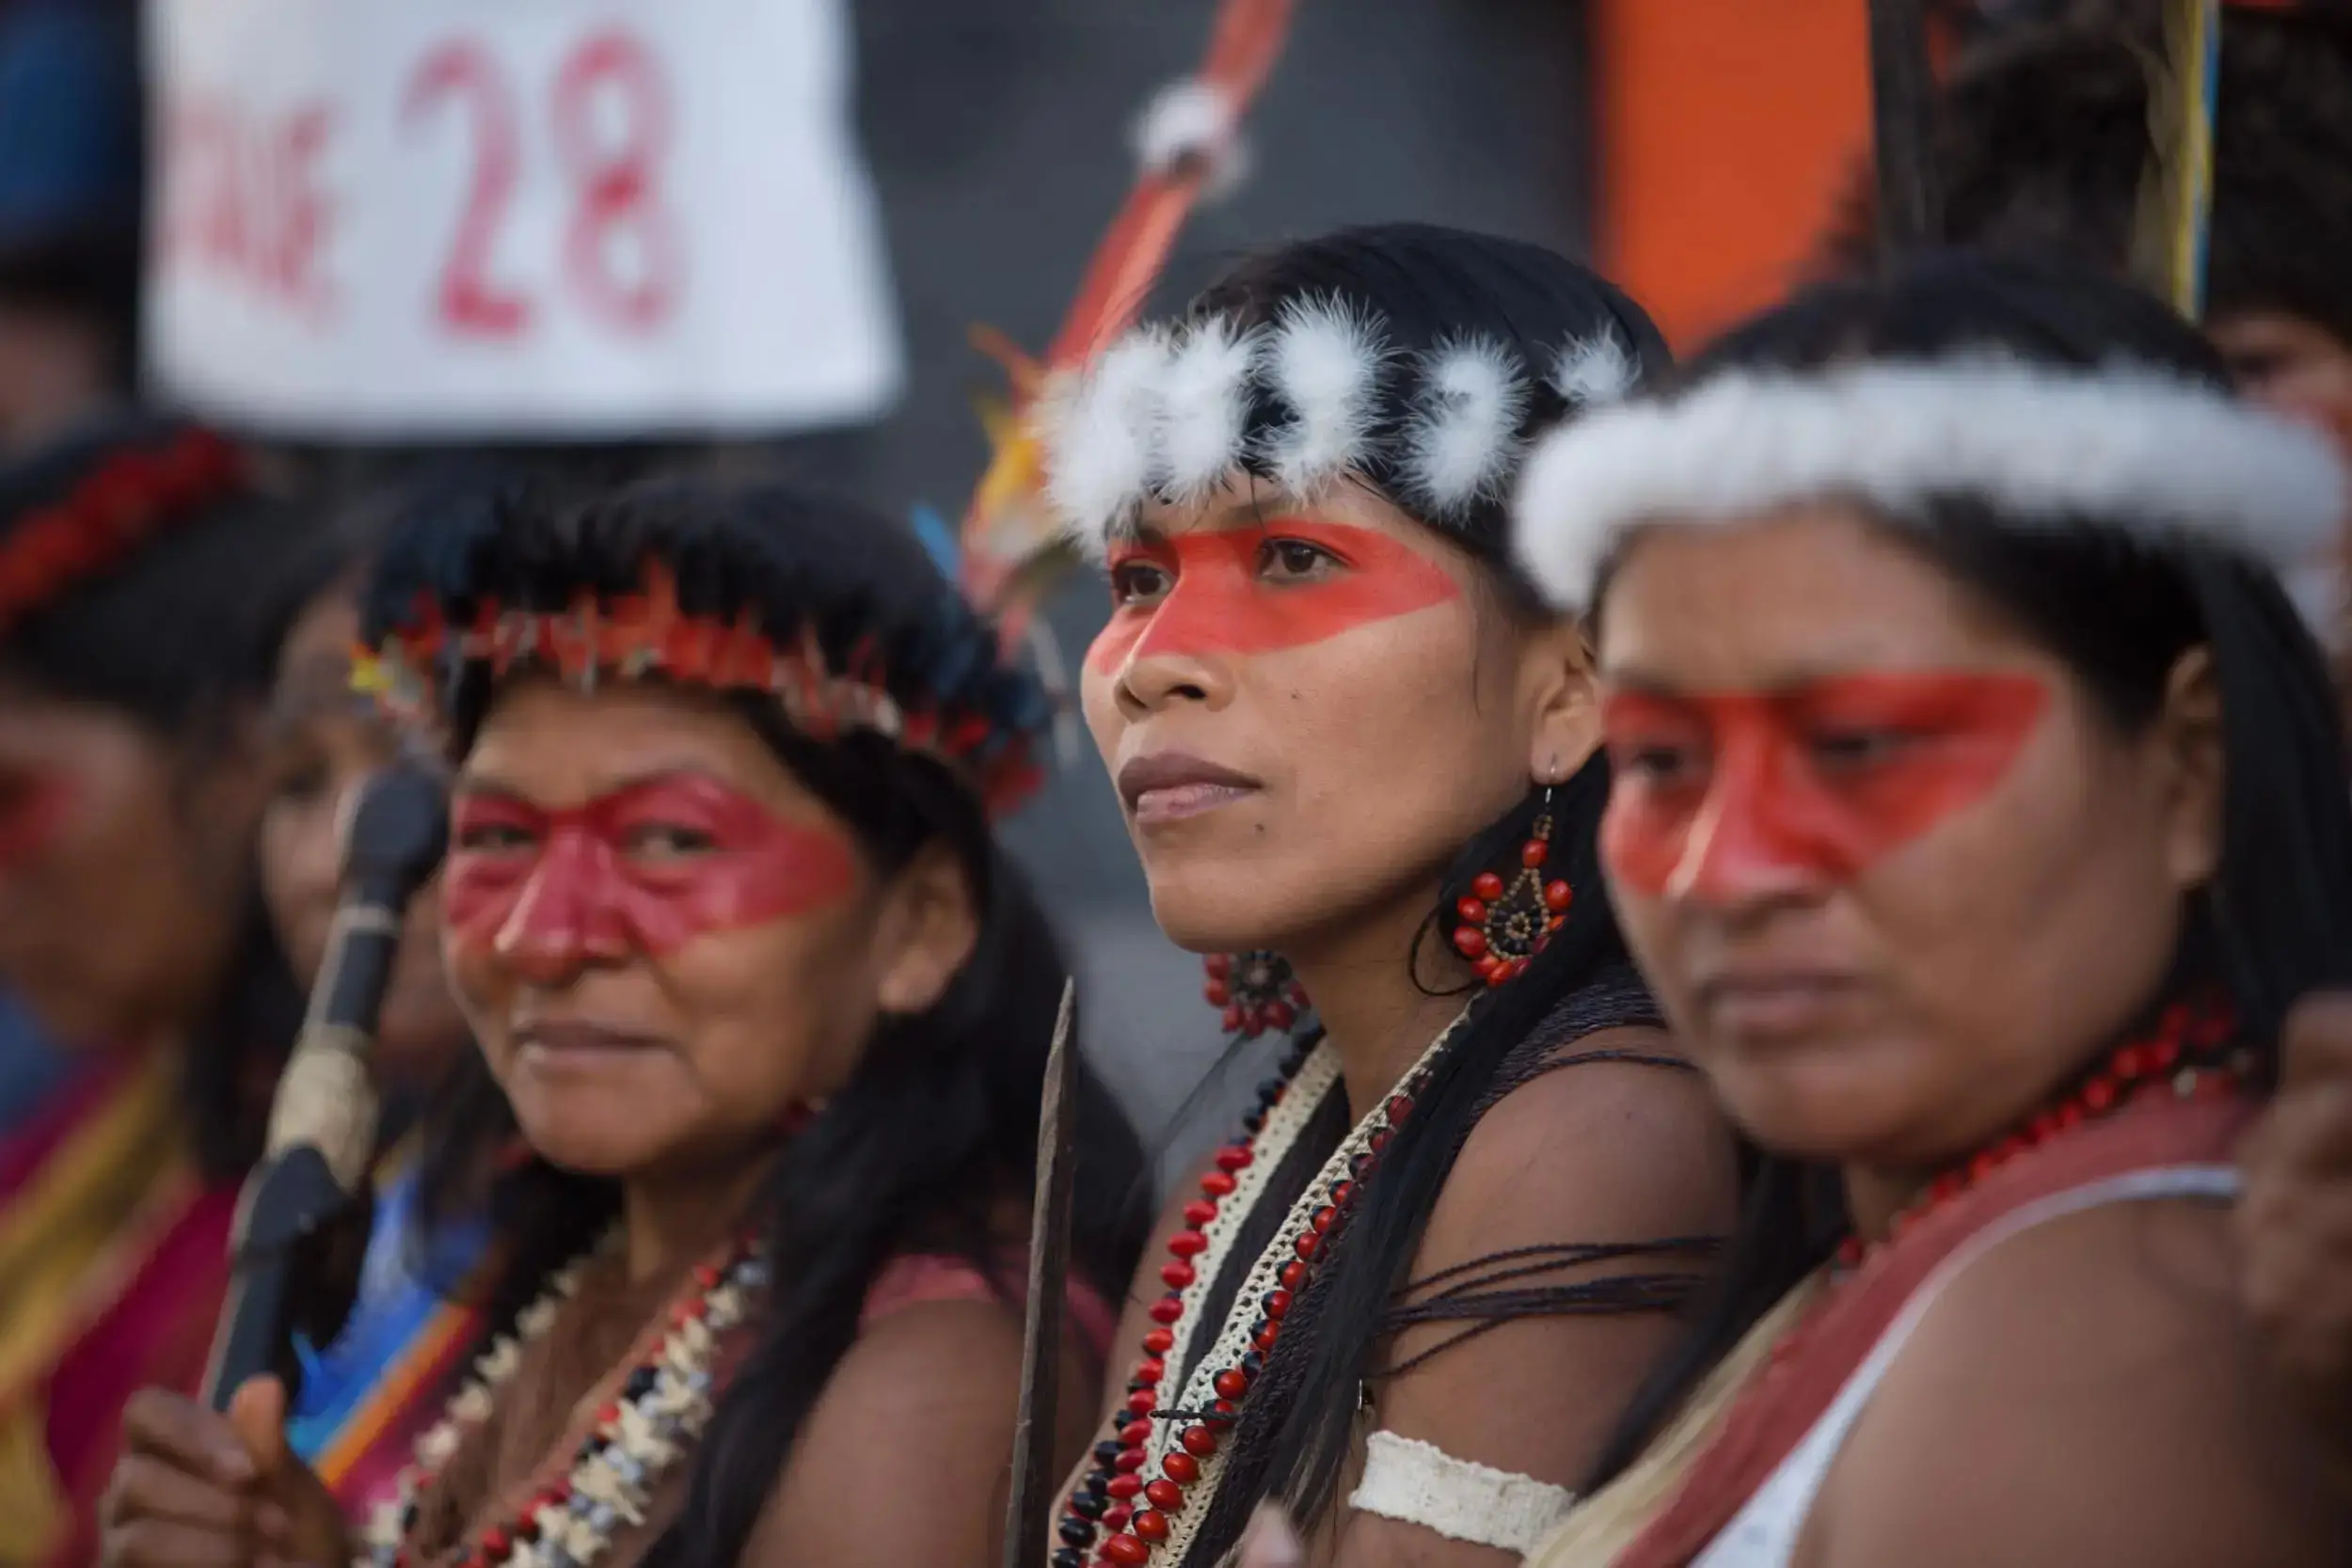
left=1512, top=356, right=2351, bottom=614
left=1036, top=302, right=1642, bottom=561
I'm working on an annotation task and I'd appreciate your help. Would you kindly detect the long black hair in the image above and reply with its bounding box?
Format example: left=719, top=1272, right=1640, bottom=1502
left=0, top=412, right=307, bottom=1179
left=1578, top=251, right=2352, bottom=1484
left=1116, top=226, right=1700, bottom=1560
left=367, top=472, right=1151, bottom=1568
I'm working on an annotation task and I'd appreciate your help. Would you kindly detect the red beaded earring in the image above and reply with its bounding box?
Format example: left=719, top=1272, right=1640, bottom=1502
left=1202, top=950, right=1310, bottom=1037
left=1450, top=785, right=1572, bottom=987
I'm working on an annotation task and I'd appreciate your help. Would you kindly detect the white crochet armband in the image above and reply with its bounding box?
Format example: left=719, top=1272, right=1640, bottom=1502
left=1346, top=1430, right=1579, bottom=1554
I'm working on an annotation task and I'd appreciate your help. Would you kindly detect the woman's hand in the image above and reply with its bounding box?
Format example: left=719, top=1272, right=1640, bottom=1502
left=100, top=1376, right=350, bottom=1568
left=2239, top=993, right=2352, bottom=1497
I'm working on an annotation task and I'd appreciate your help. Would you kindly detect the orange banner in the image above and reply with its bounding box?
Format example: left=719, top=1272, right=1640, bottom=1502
left=1592, top=0, right=1874, bottom=348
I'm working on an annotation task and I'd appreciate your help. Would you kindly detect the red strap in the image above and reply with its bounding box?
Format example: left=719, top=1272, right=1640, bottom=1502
left=1614, top=1093, right=2255, bottom=1567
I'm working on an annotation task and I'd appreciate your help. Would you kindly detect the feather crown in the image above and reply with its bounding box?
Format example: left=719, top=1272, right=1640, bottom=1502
left=358, top=476, right=1054, bottom=816
left=1034, top=302, right=1644, bottom=561
left=1512, top=351, right=2348, bottom=616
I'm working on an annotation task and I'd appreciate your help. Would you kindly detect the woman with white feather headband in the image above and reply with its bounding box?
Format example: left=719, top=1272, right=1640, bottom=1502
left=1034, top=224, right=1748, bottom=1568
left=1510, top=252, right=2352, bottom=1567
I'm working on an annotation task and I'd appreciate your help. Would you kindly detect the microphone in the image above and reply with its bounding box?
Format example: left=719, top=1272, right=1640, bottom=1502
left=202, top=757, right=449, bottom=1410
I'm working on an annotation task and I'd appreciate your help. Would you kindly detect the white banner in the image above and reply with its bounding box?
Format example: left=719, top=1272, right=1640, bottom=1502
left=144, top=0, right=903, bottom=438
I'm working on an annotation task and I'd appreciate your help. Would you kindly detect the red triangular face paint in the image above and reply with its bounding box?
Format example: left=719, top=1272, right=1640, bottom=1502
left=1087, top=517, right=1460, bottom=673
left=1599, top=672, right=2050, bottom=898
left=445, top=773, right=856, bottom=961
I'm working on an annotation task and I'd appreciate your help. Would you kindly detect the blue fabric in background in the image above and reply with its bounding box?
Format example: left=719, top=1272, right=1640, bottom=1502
left=285, top=1161, right=490, bottom=1463
left=0, top=988, right=71, bottom=1137
left=0, top=0, right=141, bottom=257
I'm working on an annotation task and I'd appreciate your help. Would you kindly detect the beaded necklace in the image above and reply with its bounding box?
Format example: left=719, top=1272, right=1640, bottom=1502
left=1061, top=1007, right=1470, bottom=1568
left=1830, top=994, right=2245, bottom=1276
left=358, top=1234, right=766, bottom=1568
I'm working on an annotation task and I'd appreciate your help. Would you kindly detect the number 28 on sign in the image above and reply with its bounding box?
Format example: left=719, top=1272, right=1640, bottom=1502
left=404, top=30, right=682, bottom=339
left=161, top=25, right=682, bottom=343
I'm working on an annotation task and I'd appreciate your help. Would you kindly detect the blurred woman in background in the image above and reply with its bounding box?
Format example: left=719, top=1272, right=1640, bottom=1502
left=102, top=472, right=1149, bottom=1568
left=1036, top=224, right=1740, bottom=1568
left=0, top=414, right=304, bottom=1567
left=241, top=480, right=501, bottom=1521
left=1514, top=254, right=2352, bottom=1565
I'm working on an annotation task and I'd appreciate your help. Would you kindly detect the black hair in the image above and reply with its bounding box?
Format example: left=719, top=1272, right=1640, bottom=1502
left=368, top=473, right=1151, bottom=1568
left=1580, top=249, right=2352, bottom=1484
left=1122, top=226, right=1710, bottom=1562
left=1179, top=222, right=1674, bottom=610
left=1188, top=759, right=1661, bottom=1557
left=0, top=412, right=309, bottom=1179
left=1, top=415, right=297, bottom=730
left=246, top=459, right=545, bottom=695
left=1821, top=3, right=2352, bottom=349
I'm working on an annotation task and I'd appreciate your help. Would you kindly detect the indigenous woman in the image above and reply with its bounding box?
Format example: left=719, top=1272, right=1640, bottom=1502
left=1512, top=253, right=2352, bottom=1565
left=99, top=472, right=1147, bottom=1568
left=1038, top=224, right=1741, bottom=1568
left=0, top=415, right=305, bottom=1567
left=246, top=486, right=499, bottom=1516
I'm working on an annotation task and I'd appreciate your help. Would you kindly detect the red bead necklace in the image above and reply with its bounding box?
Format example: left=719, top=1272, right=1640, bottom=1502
left=1057, top=1040, right=1433, bottom=1568
left=1833, top=995, right=2245, bottom=1274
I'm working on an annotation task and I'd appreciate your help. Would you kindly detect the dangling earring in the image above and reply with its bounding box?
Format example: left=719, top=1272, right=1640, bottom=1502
left=1450, top=784, right=1572, bottom=987
left=1203, top=950, right=1310, bottom=1037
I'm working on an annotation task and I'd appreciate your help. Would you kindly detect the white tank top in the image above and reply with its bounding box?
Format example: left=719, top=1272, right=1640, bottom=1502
left=1691, top=1164, right=2243, bottom=1568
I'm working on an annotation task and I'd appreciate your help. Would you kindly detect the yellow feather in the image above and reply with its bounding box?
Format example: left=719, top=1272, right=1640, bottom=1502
left=2131, top=0, right=2220, bottom=320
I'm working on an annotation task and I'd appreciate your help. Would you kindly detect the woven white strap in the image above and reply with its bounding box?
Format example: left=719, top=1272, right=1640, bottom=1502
left=1346, top=1431, right=1578, bottom=1554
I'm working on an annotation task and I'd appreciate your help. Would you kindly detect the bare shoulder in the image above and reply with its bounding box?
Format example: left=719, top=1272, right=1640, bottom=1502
left=1815, top=1196, right=2350, bottom=1568
left=809, top=1291, right=1028, bottom=1412
left=742, top=1297, right=1028, bottom=1568
left=1419, top=1024, right=1738, bottom=1265
left=1345, top=1024, right=1739, bottom=1523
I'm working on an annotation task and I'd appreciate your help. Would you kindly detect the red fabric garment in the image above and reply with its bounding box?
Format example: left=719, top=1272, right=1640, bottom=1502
left=40, top=1182, right=236, bottom=1568
left=860, top=1251, right=1120, bottom=1360
left=1614, top=1092, right=2254, bottom=1568
left=0, top=1063, right=119, bottom=1199
left=0, top=1053, right=239, bottom=1568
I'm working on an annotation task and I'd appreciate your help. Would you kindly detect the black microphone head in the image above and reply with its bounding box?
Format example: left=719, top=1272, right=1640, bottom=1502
left=341, top=758, right=449, bottom=907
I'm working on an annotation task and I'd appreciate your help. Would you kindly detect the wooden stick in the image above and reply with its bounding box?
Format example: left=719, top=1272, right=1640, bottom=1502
left=1003, top=980, right=1082, bottom=1568
left=1867, top=0, right=1942, bottom=260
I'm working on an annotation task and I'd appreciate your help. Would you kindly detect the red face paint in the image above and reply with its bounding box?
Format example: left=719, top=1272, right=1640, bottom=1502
left=1086, top=517, right=1460, bottom=673
left=1598, top=672, right=2049, bottom=900
left=443, top=772, right=856, bottom=964
left=0, top=774, right=71, bottom=872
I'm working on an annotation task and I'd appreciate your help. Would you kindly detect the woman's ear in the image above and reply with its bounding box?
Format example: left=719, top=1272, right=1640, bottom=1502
left=1522, top=617, right=1602, bottom=785
left=2155, top=645, right=2226, bottom=893
left=871, top=841, right=981, bottom=1017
